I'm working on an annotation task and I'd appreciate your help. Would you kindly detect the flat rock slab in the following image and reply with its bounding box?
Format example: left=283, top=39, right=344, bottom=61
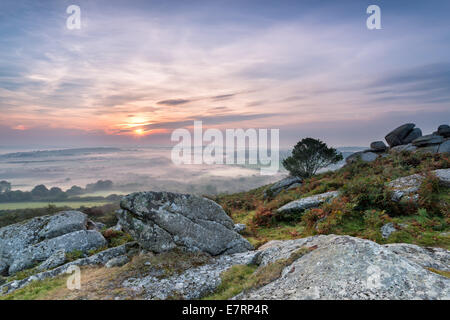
left=264, top=176, right=302, bottom=198
left=346, top=151, right=379, bottom=164
left=387, top=169, right=450, bottom=201
left=383, top=243, right=450, bottom=272
left=236, top=235, right=450, bottom=300
left=8, top=230, right=107, bottom=274
left=277, top=191, right=339, bottom=214
left=390, top=143, right=417, bottom=153
left=117, top=191, right=253, bottom=256
left=413, top=134, right=444, bottom=147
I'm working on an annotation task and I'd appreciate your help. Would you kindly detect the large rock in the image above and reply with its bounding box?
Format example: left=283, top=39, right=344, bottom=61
left=116, top=191, right=253, bottom=255
left=387, top=174, right=423, bottom=202
left=236, top=235, right=450, bottom=300
left=264, top=176, right=302, bottom=198
left=434, top=169, right=450, bottom=187
left=277, top=191, right=339, bottom=214
left=387, top=169, right=450, bottom=202
left=0, top=211, right=106, bottom=275
left=383, top=243, right=450, bottom=272
left=105, top=255, right=130, bottom=268
left=416, top=144, right=440, bottom=154
left=345, top=151, right=378, bottom=164
left=437, top=125, right=450, bottom=138
left=36, top=250, right=66, bottom=272
left=380, top=223, right=397, bottom=239
left=370, top=141, right=387, bottom=152
left=403, top=128, right=422, bottom=144
left=412, top=134, right=444, bottom=147
left=390, top=143, right=417, bottom=153
left=8, top=230, right=107, bottom=274
left=122, top=251, right=256, bottom=300
left=438, top=139, right=450, bottom=154
left=385, top=123, right=415, bottom=147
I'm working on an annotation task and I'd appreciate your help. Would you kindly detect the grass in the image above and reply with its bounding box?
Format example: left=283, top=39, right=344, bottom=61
left=204, top=247, right=313, bottom=300
left=0, top=201, right=113, bottom=210
left=121, top=248, right=212, bottom=280
left=0, top=249, right=214, bottom=300
left=427, top=268, right=450, bottom=278
left=0, top=276, right=67, bottom=300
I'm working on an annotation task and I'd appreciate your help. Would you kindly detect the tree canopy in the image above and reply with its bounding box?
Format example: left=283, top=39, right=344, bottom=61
left=282, top=138, right=343, bottom=179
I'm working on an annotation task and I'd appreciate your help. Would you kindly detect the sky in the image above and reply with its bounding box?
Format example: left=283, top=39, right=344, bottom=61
left=0, top=0, right=449, bottom=149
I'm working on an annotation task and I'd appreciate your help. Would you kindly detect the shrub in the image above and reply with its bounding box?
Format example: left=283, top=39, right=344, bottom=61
left=418, top=173, right=442, bottom=215
left=341, top=176, right=393, bottom=212
left=252, top=207, right=275, bottom=227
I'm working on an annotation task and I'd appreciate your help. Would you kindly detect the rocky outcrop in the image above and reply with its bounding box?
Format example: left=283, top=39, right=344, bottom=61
left=8, top=230, right=107, bottom=274
left=438, top=125, right=450, bottom=138
left=385, top=123, right=416, bottom=147
left=116, top=191, right=253, bottom=256
left=122, top=251, right=256, bottom=300
left=105, top=255, right=130, bottom=268
left=277, top=191, right=339, bottom=214
left=383, top=243, right=450, bottom=272
left=434, top=169, right=450, bottom=187
left=388, top=173, right=423, bottom=202
left=0, top=242, right=137, bottom=296
left=2, top=234, right=449, bottom=300
left=236, top=235, right=450, bottom=300
left=403, top=128, right=423, bottom=144
left=380, top=223, right=397, bottom=239
left=233, top=224, right=246, bottom=234
left=438, top=140, right=450, bottom=154
left=412, top=134, right=444, bottom=147
left=390, top=143, right=417, bottom=153
left=125, top=235, right=449, bottom=300
left=387, top=168, right=450, bottom=202
left=345, top=151, right=379, bottom=164
left=347, top=124, right=449, bottom=165
left=264, top=176, right=302, bottom=198
left=370, top=141, right=387, bottom=152
left=36, top=250, right=66, bottom=272
left=387, top=123, right=449, bottom=154
left=0, top=211, right=107, bottom=275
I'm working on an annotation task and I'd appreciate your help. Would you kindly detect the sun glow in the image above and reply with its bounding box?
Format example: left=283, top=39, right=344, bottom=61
left=134, top=128, right=145, bottom=135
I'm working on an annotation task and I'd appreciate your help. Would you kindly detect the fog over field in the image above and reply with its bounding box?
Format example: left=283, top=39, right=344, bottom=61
left=0, top=146, right=361, bottom=196
left=0, top=146, right=286, bottom=195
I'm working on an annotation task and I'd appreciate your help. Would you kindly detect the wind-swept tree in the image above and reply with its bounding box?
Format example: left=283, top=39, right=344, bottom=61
left=282, top=138, right=343, bottom=179
left=0, top=180, right=11, bottom=193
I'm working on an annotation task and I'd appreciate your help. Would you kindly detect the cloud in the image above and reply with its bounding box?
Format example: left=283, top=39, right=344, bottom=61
left=0, top=1, right=449, bottom=147
left=367, top=63, right=450, bottom=103
left=156, top=99, right=192, bottom=106
left=143, top=112, right=280, bottom=130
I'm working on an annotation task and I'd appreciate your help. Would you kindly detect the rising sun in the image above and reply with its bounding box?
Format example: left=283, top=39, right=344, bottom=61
left=134, top=128, right=144, bottom=135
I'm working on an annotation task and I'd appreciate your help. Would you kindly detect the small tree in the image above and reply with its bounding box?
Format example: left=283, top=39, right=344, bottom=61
left=0, top=180, right=11, bottom=193
left=282, top=138, right=343, bottom=179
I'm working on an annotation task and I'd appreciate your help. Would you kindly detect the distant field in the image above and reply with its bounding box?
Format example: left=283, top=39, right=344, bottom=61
left=73, top=190, right=127, bottom=198
left=0, top=201, right=113, bottom=210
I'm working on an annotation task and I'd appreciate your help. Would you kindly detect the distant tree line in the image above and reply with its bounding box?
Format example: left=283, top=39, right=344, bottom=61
left=0, top=180, right=120, bottom=203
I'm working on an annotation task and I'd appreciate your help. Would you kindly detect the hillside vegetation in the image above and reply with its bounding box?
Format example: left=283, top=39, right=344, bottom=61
left=214, top=151, right=450, bottom=249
